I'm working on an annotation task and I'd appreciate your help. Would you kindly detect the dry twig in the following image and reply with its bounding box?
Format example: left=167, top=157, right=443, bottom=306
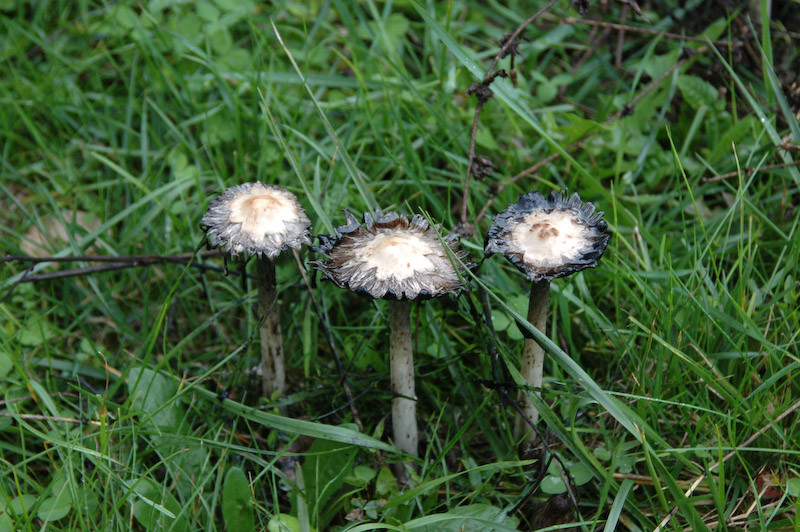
left=0, top=250, right=252, bottom=303
left=702, top=161, right=800, bottom=182
left=291, top=249, right=364, bottom=433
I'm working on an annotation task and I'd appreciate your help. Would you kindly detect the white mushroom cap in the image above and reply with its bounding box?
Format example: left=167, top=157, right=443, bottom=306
left=485, top=191, right=609, bottom=282
left=201, top=182, right=311, bottom=260
left=314, top=210, right=469, bottom=300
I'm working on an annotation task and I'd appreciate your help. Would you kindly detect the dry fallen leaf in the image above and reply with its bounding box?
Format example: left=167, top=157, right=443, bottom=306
left=20, top=211, right=103, bottom=257
left=344, top=508, right=364, bottom=522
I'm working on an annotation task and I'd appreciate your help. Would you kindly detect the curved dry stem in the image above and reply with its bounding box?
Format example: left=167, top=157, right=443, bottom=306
left=390, top=299, right=417, bottom=457
left=514, top=280, right=550, bottom=443
left=257, top=257, right=286, bottom=398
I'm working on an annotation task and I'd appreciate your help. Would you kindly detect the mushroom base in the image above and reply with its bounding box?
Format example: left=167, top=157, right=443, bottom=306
left=514, top=280, right=550, bottom=444
left=390, top=299, right=418, bottom=457
left=257, top=257, right=286, bottom=398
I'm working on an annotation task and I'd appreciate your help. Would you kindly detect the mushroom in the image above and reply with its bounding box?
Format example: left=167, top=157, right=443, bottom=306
left=484, top=191, right=609, bottom=443
left=201, top=182, right=311, bottom=398
left=314, top=210, right=469, bottom=457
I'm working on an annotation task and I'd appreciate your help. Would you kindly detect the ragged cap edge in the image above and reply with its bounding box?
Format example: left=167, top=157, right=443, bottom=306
left=484, top=191, right=610, bottom=282
left=200, top=182, right=312, bottom=260
left=313, top=209, right=471, bottom=300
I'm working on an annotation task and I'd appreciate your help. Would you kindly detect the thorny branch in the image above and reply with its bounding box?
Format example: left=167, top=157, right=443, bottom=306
left=461, top=71, right=509, bottom=230
left=460, top=0, right=561, bottom=230
left=462, top=4, right=759, bottom=230
left=473, top=44, right=712, bottom=226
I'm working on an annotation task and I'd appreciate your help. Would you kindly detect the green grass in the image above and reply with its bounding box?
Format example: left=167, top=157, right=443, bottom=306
left=2, top=1, right=799, bottom=530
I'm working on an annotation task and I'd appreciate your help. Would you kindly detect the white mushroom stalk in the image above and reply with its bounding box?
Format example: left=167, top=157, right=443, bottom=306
left=485, top=191, right=609, bottom=444
left=314, top=210, right=469, bottom=459
left=389, top=298, right=416, bottom=456
left=201, top=182, right=311, bottom=398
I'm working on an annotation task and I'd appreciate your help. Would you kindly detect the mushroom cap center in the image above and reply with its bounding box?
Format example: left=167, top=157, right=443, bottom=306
left=360, top=231, right=435, bottom=281
left=229, top=192, right=298, bottom=237
left=509, top=211, right=587, bottom=266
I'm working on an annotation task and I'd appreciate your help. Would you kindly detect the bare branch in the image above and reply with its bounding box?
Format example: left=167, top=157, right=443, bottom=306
left=563, top=17, right=742, bottom=47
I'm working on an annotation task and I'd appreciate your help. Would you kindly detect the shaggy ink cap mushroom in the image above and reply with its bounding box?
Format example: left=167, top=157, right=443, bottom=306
left=200, top=182, right=312, bottom=399
left=201, top=182, right=311, bottom=259
left=315, top=209, right=469, bottom=300
left=314, top=209, right=470, bottom=462
left=485, top=191, right=609, bottom=282
left=484, top=191, right=609, bottom=445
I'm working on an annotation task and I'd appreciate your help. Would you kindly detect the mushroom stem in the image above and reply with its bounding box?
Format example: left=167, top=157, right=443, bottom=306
left=515, top=280, right=550, bottom=443
left=390, top=298, right=418, bottom=457
left=256, top=257, right=286, bottom=398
